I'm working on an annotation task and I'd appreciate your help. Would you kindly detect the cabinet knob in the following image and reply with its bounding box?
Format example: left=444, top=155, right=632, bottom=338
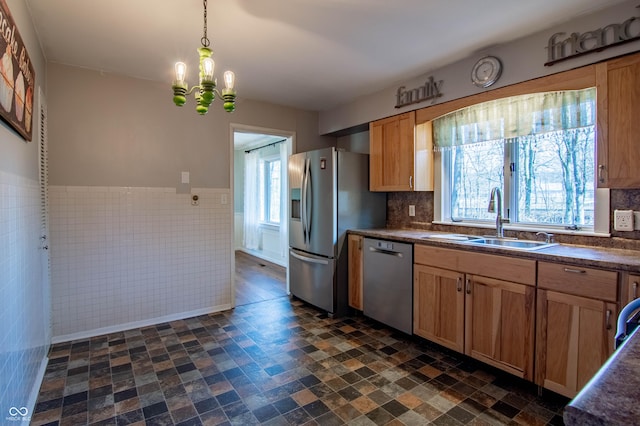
left=409, top=176, right=413, bottom=189
left=457, top=277, right=462, bottom=292
left=465, top=278, right=471, bottom=294
left=606, top=309, right=612, bottom=330
left=633, top=281, right=638, bottom=300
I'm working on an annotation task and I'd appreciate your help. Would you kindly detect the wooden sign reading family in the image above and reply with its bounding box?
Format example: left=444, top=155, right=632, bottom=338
left=545, top=11, right=640, bottom=66
left=0, top=0, right=35, bottom=141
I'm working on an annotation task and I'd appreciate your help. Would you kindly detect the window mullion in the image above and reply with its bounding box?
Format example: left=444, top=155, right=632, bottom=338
left=504, top=140, right=516, bottom=223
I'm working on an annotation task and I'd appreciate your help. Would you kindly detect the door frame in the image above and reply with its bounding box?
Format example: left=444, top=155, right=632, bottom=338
left=229, top=123, right=296, bottom=308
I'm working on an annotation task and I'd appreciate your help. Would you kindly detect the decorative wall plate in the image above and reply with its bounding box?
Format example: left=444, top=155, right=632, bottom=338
left=471, top=56, right=502, bottom=88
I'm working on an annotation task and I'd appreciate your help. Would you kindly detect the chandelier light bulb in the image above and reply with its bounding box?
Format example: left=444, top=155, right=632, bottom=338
left=201, top=57, right=215, bottom=82
left=174, top=62, right=187, bottom=83
left=224, top=71, right=235, bottom=90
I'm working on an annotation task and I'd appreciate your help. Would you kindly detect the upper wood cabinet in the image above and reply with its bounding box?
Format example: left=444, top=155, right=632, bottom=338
left=347, top=234, right=364, bottom=310
left=596, top=52, right=640, bottom=188
left=369, top=112, right=433, bottom=192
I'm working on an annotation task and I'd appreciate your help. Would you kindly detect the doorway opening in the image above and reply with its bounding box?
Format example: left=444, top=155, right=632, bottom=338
left=231, top=125, right=294, bottom=307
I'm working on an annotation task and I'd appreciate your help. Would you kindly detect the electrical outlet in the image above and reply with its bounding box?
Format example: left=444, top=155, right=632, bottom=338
left=614, top=209, right=634, bottom=231
left=409, top=205, right=416, bottom=217
left=634, top=211, right=640, bottom=231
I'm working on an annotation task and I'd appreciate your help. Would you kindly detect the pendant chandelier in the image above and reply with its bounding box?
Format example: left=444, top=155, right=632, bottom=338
left=171, top=0, right=236, bottom=114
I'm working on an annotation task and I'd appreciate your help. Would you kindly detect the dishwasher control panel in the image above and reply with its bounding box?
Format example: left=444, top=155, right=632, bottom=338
left=374, top=240, right=395, bottom=251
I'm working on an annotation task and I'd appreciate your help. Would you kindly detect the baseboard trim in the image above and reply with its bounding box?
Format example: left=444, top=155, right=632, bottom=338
left=51, top=304, right=232, bottom=344
left=237, top=247, right=287, bottom=267
left=26, top=355, right=49, bottom=419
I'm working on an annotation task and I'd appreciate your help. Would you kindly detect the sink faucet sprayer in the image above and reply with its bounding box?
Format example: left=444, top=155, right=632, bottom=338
left=488, top=187, right=509, bottom=238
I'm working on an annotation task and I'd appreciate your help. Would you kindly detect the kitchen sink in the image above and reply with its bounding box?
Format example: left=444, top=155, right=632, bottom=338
left=421, top=234, right=557, bottom=251
left=421, top=234, right=484, bottom=242
left=465, top=237, right=557, bottom=251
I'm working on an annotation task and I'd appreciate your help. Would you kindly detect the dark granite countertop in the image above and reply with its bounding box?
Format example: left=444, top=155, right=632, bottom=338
left=564, top=326, right=640, bottom=426
left=348, top=228, right=640, bottom=272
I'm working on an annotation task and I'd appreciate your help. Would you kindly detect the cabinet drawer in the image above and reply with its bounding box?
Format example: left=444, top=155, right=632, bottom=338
left=537, top=262, right=618, bottom=302
left=414, top=245, right=535, bottom=286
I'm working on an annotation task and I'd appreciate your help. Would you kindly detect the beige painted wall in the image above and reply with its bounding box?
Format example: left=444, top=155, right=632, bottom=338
left=47, top=63, right=334, bottom=188
left=320, top=0, right=640, bottom=134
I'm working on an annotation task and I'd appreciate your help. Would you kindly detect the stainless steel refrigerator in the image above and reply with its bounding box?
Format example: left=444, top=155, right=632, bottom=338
left=288, top=147, right=386, bottom=316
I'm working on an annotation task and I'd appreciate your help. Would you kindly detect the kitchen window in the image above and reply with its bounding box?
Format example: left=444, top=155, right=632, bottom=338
left=434, top=88, right=604, bottom=233
left=258, top=157, right=281, bottom=225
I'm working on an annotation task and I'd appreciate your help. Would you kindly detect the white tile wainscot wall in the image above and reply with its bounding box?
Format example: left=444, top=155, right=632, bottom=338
left=49, top=186, right=232, bottom=342
left=0, top=171, right=50, bottom=421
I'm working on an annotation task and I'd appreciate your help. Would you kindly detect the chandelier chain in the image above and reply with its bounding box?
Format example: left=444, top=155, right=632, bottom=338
left=201, top=0, right=210, bottom=47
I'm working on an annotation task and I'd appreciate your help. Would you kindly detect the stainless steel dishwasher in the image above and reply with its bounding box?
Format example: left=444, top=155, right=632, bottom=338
left=363, top=238, right=413, bottom=334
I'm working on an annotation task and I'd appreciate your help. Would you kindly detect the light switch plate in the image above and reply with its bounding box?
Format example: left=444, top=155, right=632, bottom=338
left=409, top=205, right=415, bottom=217
left=614, top=209, right=634, bottom=231
left=181, top=171, right=190, bottom=184
left=634, top=211, right=640, bottom=231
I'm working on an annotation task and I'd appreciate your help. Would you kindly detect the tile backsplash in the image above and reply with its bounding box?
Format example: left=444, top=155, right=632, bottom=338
left=49, top=186, right=232, bottom=341
left=0, top=171, right=50, bottom=420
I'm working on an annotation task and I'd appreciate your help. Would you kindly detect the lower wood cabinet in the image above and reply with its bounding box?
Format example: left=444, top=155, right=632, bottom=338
left=535, top=261, right=618, bottom=398
left=535, top=290, right=617, bottom=398
left=413, top=246, right=536, bottom=380
left=466, top=275, right=535, bottom=381
left=347, top=234, right=364, bottom=310
left=410, top=245, right=624, bottom=395
left=413, top=265, right=464, bottom=353
left=627, top=274, right=639, bottom=304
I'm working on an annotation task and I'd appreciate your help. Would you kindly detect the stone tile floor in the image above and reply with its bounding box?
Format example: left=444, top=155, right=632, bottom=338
left=32, top=297, right=568, bottom=425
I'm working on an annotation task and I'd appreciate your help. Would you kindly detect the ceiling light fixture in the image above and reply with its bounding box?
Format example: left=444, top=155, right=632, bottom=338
left=171, top=0, right=236, bottom=114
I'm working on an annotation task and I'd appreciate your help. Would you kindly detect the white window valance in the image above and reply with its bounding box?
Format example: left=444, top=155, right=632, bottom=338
left=432, top=88, right=596, bottom=151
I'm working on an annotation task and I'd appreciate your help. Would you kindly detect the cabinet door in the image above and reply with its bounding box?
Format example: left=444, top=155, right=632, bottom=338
left=369, top=111, right=415, bottom=191
left=465, top=275, right=535, bottom=380
left=627, top=274, right=640, bottom=305
left=413, top=265, right=465, bottom=352
left=347, top=234, right=364, bottom=310
left=535, top=289, right=617, bottom=398
left=596, top=52, right=640, bottom=188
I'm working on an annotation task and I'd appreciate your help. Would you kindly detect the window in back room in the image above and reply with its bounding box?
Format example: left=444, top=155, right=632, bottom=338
left=258, top=156, right=282, bottom=225
left=435, top=88, right=597, bottom=232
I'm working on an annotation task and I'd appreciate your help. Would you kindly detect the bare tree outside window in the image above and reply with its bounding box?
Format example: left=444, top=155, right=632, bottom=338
left=442, top=89, right=596, bottom=229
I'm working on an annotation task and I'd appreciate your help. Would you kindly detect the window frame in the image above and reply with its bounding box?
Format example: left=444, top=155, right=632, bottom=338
left=259, top=155, right=282, bottom=227
left=423, top=66, right=610, bottom=237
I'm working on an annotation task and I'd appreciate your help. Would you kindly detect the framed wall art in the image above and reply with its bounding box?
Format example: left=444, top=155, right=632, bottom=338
left=0, top=0, right=35, bottom=141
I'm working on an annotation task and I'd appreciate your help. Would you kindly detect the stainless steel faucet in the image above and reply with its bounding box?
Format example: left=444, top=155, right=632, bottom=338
left=488, top=187, right=509, bottom=238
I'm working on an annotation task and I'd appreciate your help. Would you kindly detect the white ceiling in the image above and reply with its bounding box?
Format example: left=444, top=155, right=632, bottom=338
left=26, top=0, right=623, bottom=112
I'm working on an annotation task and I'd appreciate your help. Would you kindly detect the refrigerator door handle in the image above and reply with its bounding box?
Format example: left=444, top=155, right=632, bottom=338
left=290, top=250, right=330, bottom=265
left=306, top=159, right=313, bottom=242
left=301, top=158, right=308, bottom=244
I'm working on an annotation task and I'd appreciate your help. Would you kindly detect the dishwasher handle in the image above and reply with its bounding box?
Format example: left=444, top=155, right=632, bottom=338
left=368, top=246, right=404, bottom=257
